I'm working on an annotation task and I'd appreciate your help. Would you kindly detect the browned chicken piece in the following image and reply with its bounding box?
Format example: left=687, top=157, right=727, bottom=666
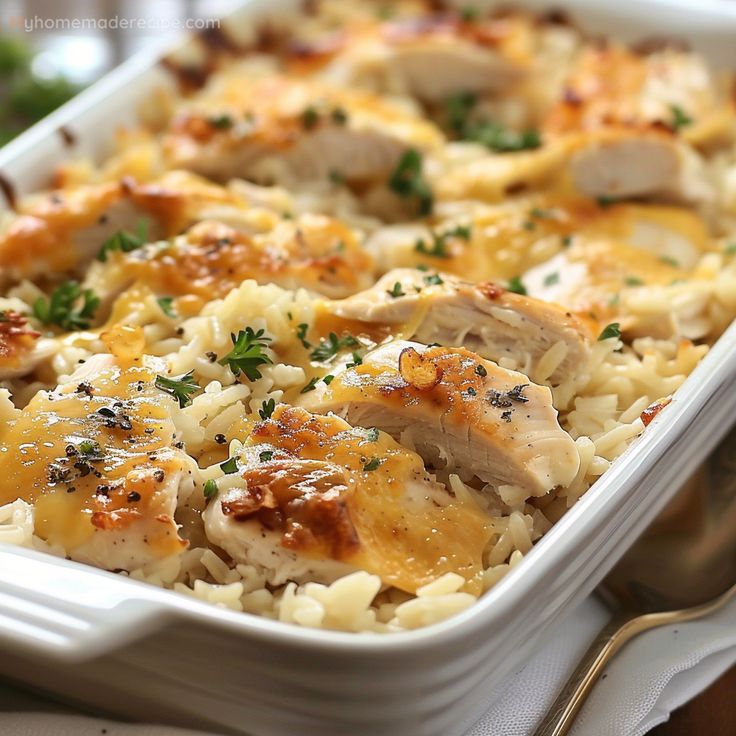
left=0, top=170, right=279, bottom=285
left=84, top=213, right=375, bottom=308
left=323, top=268, right=595, bottom=385
left=316, top=12, right=532, bottom=103
left=0, top=310, right=55, bottom=380
left=162, top=75, right=442, bottom=185
left=543, top=44, right=730, bottom=202
left=300, top=341, right=579, bottom=497
left=0, top=353, right=196, bottom=571
left=203, top=404, right=492, bottom=594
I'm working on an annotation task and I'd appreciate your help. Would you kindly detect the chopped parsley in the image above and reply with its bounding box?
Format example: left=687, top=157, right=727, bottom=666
left=300, top=376, right=320, bottom=394
left=670, top=105, right=692, bottom=131
left=360, top=427, right=379, bottom=443
left=562, top=235, right=573, bottom=248
left=78, top=439, right=103, bottom=459
left=156, top=296, right=176, bottom=318
left=346, top=351, right=363, bottom=368
left=155, top=370, right=200, bottom=408
left=596, top=195, right=621, bottom=208
left=323, top=374, right=335, bottom=385
left=218, top=328, right=273, bottom=380
left=203, top=479, right=218, bottom=499
left=507, top=275, right=527, bottom=295
left=387, top=282, right=405, bottom=298
left=296, top=322, right=311, bottom=349
left=424, top=273, right=444, bottom=286
left=220, top=457, right=238, bottom=474
left=259, top=450, right=274, bottom=462
left=300, top=105, right=320, bottom=130
left=543, top=272, right=560, bottom=287
left=659, top=255, right=680, bottom=267
left=310, top=331, right=359, bottom=362
left=363, top=457, right=382, bottom=472
left=328, top=170, right=344, bottom=186
left=33, top=281, right=100, bottom=331
left=460, top=6, right=479, bottom=22
left=443, top=91, right=540, bottom=152
left=530, top=207, right=555, bottom=220
left=726, top=243, right=736, bottom=255
left=415, top=225, right=469, bottom=259
left=624, top=276, right=644, bottom=287
left=598, top=322, right=622, bottom=341
left=97, top=219, right=149, bottom=262
left=331, top=107, right=348, bottom=125
left=208, top=114, right=233, bottom=129
left=259, top=398, right=276, bottom=420
left=388, top=149, right=433, bottom=216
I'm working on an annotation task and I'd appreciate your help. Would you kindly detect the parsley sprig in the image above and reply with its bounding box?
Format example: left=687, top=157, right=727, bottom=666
left=97, top=219, right=149, bottom=262
left=219, top=328, right=273, bottom=380
left=310, top=332, right=359, bottom=362
left=388, top=149, right=433, bottom=216
left=444, top=92, right=541, bottom=152
left=33, top=281, right=100, bottom=331
left=598, top=322, right=622, bottom=341
left=155, top=370, right=200, bottom=408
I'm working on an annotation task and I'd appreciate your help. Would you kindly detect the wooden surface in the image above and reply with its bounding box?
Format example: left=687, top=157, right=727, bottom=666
left=650, top=667, right=735, bottom=735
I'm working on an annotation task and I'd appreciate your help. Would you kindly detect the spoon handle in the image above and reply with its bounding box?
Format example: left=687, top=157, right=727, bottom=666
left=533, top=583, right=736, bottom=736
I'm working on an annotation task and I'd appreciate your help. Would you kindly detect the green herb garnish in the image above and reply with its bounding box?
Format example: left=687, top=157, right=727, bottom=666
left=259, top=398, right=276, bottom=420
left=296, top=323, right=311, bottom=349
left=33, top=281, right=100, bottom=331
left=543, top=272, right=560, bottom=287
left=424, top=273, right=444, bottom=286
left=208, top=114, right=233, bottom=129
left=300, top=376, right=320, bottom=394
left=598, top=322, right=622, bottom=341
left=156, top=296, right=176, bottom=318
left=670, top=105, right=693, bottom=131
left=259, top=450, right=273, bottom=462
left=203, top=479, right=218, bottom=499
left=507, top=275, right=527, bottom=295
left=310, top=332, right=359, bottom=362
left=97, top=219, right=149, bottom=262
left=218, top=328, right=273, bottom=380
left=387, top=282, right=405, bottom=298
left=301, top=106, right=320, bottom=130
left=220, top=457, right=238, bottom=474
left=346, top=352, right=363, bottom=368
left=659, top=255, right=680, bottom=267
left=363, top=457, right=382, bottom=472
left=388, top=149, right=433, bottom=215
left=624, top=276, right=644, bottom=287
left=155, top=370, right=200, bottom=408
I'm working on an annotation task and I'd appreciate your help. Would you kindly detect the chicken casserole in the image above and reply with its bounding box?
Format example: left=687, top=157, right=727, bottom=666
left=1, top=0, right=735, bottom=633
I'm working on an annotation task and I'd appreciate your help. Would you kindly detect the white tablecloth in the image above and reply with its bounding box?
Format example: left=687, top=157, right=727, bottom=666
left=1, top=594, right=734, bottom=736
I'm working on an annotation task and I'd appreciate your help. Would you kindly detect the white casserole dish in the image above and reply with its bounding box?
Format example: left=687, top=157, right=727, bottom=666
left=0, top=1, right=735, bottom=734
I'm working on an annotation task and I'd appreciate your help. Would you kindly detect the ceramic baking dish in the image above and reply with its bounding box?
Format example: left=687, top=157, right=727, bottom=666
left=0, top=1, right=735, bottom=734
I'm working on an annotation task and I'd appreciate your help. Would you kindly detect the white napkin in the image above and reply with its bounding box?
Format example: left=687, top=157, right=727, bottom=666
left=0, top=594, right=734, bottom=736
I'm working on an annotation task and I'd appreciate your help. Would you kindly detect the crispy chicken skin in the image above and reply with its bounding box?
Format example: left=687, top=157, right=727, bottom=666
left=0, top=354, right=195, bottom=571
left=162, top=75, right=442, bottom=185
left=203, top=405, right=491, bottom=594
left=324, top=268, right=595, bottom=384
left=300, top=341, right=579, bottom=497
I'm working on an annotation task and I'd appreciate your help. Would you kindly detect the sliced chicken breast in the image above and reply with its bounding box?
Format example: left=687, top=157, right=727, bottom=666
left=324, top=268, right=595, bottom=384
left=162, top=75, right=442, bottom=185
left=321, top=13, right=531, bottom=103
left=84, top=213, right=375, bottom=308
left=203, top=404, right=491, bottom=594
left=300, top=341, right=579, bottom=497
left=0, top=354, right=196, bottom=571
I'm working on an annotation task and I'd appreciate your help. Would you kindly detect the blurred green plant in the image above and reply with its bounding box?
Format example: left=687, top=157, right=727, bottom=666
left=0, top=36, right=79, bottom=145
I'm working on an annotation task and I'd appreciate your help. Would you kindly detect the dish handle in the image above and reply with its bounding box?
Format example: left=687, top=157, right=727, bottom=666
left=0, top=546, right=170, bottom=662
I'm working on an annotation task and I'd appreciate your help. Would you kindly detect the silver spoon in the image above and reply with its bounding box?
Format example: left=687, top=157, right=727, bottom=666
left=534, top=425, right=736, bottom=736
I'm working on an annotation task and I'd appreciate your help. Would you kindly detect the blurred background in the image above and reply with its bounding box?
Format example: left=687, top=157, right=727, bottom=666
left=0, top=0, right=239, bottom=144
